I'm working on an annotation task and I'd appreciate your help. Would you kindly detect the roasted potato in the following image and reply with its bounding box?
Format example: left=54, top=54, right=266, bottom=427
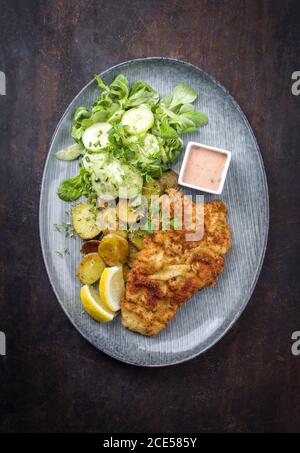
left=81, top=240, right=101, bottom=255
left=72, top=204, right=101, bottom=240
left=76, top=253, right=106, bottom=285
left=142, top=179, right=162, bottom=198
left=98, top=207, right=129, bottom=237
left=128, top=243, right=139, bottom=268
left=117, top=200, right=144, bottom=225
left=105, top=229, right=128, bottom=239
left=159, top=170, right=178, bottom=193
left=98, top=233, right=129, bottom=266
left=98, top=207, right=118, bottom=231
left=129, top=232, right=145, bottom=251
left=123, top=264, right=130, bottom=283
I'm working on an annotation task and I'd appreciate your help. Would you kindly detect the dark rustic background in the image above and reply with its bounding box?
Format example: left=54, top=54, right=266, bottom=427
left=0, top=0, right=299, bottom=433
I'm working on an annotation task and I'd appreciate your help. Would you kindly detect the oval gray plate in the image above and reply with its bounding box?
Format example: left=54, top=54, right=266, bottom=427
left=39, top=58, right=269, bottom=367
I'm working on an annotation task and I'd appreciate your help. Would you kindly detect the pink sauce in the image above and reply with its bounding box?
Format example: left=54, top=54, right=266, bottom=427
left=182, top=146, right=228, bottom=191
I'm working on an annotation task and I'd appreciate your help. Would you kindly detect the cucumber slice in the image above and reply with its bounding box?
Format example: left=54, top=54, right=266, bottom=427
left=120, top=166, right=144, bottom=199
left=85, top=154, right=143, bottom=200
left=121, top=105, right=154, bottom=135
left=82, top=122, right=112, bottom=151
left=55, top=143, right=83, bottom=161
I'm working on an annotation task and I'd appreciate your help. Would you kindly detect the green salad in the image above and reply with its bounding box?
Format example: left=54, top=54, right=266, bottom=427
left=56, top=74, right=208, bottom=203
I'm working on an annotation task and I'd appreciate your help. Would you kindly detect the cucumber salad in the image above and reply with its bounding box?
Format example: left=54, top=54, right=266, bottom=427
left=56, top=74, right=208, bottom=204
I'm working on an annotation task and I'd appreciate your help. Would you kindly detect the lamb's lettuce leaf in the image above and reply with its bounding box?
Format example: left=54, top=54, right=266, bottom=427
left=57, top=167, right=96, bottom=203
left=95, top=74, right=129, bottom=107
left=125, top=80, right=159, bottom=108
left=181, top=111, right=208, bottom=128
left=161, top=83, right=197, bottom=111
left=57, top=174, right=83, bottom=201
left=156, top=83, right=208, bottom=134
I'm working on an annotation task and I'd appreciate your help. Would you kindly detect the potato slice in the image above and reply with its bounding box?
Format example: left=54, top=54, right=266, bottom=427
left=128, top=243, right=139, bottom=268
left=98, top=233, right=129, bottom=266
left=117, top=200, right=144, bottom=225
left=142, top=179, right=162, bottom=198
left=81, top=240, right=101, bottom=255
left=72, top=204, right=101, bottom=240
left=129, top=233, right=144, bottom=251
left=77, top=253, right=106, bottom=285
left=97, top=207, right=118, bottom=231
left=105, top=229, right=128, bottom=239
left=123, top=264, right=130, bottom=283
left=159, top=170, right=178, bottom=193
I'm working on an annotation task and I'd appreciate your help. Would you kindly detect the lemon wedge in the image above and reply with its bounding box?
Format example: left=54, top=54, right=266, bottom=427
left=100, top=266, right=125, bottom=312
left=80, top=285, right=115, bottom=322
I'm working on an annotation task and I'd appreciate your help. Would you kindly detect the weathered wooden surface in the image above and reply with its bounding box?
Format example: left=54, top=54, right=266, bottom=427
left=0, top=0, right=299, bottom=433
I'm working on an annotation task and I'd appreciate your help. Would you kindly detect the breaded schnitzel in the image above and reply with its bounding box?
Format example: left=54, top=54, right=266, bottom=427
left=121, top=190, right=231, bottom=336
